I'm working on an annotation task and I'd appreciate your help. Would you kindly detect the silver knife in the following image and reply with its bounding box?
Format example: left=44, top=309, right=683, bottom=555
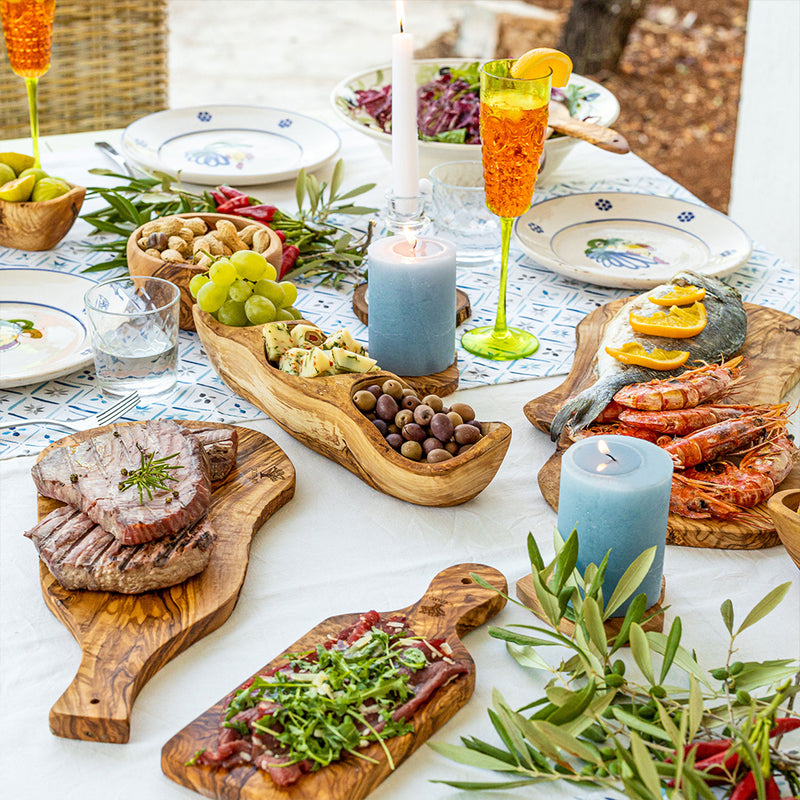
left=94, top=141, right=138, bottom=177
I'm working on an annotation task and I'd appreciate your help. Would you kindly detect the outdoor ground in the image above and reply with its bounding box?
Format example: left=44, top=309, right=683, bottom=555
left=516, top=0, right=749, bottom=212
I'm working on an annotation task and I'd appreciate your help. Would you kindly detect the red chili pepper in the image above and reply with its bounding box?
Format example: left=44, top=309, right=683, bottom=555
left=765, top=776, right=781, bottom=800
left=274, top=229, right=286, bottom=244
left=770, top=717, right=800, bottom=737
left=210, top=190, right=227, bottom=206
left=217, top=185, right=248, bottom=199
left=278, top=245, right=299, bottom=280
left=233, top=204, right=277, bottom=222
left=215, top=196, right=251, bottom=213
left=685, top=739, right=733, bottom=760
left=730, top=771, right=757, bottom=800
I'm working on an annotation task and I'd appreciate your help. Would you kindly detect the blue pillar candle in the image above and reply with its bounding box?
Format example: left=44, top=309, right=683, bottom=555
left=367, top=235, right=457, bottom=376
left=557, top=436, right=673, bottom=615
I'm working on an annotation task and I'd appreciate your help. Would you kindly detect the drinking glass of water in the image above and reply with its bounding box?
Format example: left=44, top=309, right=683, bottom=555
left=84, top=277, right=180, bottom=397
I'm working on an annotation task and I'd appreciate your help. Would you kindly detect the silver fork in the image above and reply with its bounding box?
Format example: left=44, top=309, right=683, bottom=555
left=0, top=391, right=140, bottom=432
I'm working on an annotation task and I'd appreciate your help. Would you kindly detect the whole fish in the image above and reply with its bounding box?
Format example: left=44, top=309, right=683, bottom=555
left=550, top=271, right=747, bottom=440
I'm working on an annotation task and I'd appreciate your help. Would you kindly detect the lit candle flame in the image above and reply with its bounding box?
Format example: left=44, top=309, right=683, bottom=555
left=595, top=438, right=617, bottom=472
left=402, top=224, right=417, bottom=253
left=396, top=0, right=405, bottom=32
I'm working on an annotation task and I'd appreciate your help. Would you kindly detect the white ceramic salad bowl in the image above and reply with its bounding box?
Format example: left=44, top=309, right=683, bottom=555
left=330, top=58, right=620, bottom=181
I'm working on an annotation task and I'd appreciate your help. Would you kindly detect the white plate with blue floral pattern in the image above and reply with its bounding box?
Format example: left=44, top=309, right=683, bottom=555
left=514, top=192, right=752, bottom=289
left=0, top=268, right=95, bottom=388
left=121, top=105, right=341, bottom=186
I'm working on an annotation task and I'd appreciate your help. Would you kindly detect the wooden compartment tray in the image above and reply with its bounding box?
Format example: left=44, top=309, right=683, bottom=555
left=525, top=301, right=800, bottom=549
left=35, top=421, right=296, bottom=743
left=162, top=563, right=507, bottom=800
left=193, top=308, right=512, bottom=507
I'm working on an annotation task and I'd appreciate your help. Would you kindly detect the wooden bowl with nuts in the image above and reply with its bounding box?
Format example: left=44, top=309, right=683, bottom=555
left=126, top=212, right=282, bottom=331
left=0, top=183, right=85, bottom=251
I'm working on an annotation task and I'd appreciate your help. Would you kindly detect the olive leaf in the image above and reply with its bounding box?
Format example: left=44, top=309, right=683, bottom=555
left=630, top=731, right=662, bottom=798
left=603, top=546, right=656, bottom=619
left=720, top=597, right=734, bottom=634
left=735, top=582, right=791, bottom=636
left=659, top=616, right=682, bottom=684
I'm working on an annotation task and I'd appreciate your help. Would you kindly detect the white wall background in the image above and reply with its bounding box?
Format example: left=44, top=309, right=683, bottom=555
left=729, top=0, right=800, bottom=267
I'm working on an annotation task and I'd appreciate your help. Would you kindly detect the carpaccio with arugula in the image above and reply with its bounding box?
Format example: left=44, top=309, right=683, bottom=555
left=192, top=611, right=468, bottom=786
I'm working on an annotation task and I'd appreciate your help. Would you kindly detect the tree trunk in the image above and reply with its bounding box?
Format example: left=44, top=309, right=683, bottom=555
left=558, top=0, right=649, bottom=73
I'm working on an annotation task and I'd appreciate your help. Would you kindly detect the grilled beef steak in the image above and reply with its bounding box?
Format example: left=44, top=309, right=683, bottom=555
left=25, top=505, right=215, bottom=593
left=31, top=420, right=212, bottom=545
left=191, top=425, right=239, bottom=482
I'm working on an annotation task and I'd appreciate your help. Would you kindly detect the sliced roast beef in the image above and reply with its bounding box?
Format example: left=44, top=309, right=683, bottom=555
left=31, top=420, right=212, bottom=545
left=25, top=504, right=215, bottom=593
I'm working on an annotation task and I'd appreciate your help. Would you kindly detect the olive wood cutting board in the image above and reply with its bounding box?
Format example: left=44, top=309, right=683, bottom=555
left=524, top=301, right=800, bottom=549
left=193, top=308, right=512, bottom=508
left=35, top=421, right=296, bottom=743
left=161, top=563, right=508, bottom=800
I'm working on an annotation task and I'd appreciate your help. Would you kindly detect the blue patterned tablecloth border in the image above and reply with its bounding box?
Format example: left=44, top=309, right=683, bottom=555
left=1, top=174, right=797, bottom=458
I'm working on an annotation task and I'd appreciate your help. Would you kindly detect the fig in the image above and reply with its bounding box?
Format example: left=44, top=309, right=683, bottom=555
left=0, top=174, right=35, bottom=202
left=31, top=176, right=70, bottom=202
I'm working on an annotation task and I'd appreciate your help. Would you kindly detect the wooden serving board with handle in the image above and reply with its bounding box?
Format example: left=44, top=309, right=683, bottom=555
left=524, top=301, right=800, bottom=549
left=161, top=563, right=507, bottom=800
left=35, top=421, right=295, bottom=743
left=193, top=308, right=512, bottom=508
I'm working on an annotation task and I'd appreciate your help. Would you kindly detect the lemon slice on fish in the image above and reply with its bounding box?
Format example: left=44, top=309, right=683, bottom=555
left=628, top=301, right=707, bottom=338
left=605, top=342, right=690, bottom=370
left=648, top=284, right=706, bottom=306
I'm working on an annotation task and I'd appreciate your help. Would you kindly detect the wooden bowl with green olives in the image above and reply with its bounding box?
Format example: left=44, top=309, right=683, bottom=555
left=193, top=309, right=512, bottom=506
left=126, top=212, right=282, bottom=331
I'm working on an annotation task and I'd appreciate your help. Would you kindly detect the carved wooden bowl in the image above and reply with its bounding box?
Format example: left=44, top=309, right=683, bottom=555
left=126, top=212, right=283, bottom=331
left=768, top=489, right=800, bottom=570
left=193, top=308, right=512, bottom=506
left=0, top=183, right=85, bottom=250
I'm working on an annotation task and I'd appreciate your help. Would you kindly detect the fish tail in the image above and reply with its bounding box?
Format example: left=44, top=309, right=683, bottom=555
left=550, top=372, right=647, bottom=441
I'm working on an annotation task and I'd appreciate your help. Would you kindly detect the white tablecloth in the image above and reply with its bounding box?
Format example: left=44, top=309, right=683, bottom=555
left=1, top=120, right=799, bottom=799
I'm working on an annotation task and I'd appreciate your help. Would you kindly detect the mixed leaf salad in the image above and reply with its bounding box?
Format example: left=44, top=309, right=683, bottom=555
left=338, top=61, right=600, bottom=145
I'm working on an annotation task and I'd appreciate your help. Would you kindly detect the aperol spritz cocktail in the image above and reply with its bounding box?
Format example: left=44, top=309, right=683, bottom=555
left=0, top=0, right=56, bottom=168
left=460, top=58, right=551, bottom=361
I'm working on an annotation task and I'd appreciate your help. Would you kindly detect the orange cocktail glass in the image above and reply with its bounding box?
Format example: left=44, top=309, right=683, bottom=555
left=1, top=0, right=56, bottom=167
left=460, top=59, right=551, bottom=360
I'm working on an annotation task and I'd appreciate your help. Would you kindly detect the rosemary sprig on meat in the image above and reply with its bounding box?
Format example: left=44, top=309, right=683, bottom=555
left=118, top=450, right=183, bottom=504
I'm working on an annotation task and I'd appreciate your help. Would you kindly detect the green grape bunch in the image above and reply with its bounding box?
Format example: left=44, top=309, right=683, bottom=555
left=190, top=250, right=302, bottom=327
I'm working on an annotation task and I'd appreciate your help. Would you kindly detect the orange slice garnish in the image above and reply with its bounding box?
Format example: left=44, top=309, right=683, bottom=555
left=628, top=301, right=707, bottom=338
left=605, top=343, right=690, bottom=370
left=510, top=48, right=573, bottom=87
left=648, top=284, right=706, bottom=306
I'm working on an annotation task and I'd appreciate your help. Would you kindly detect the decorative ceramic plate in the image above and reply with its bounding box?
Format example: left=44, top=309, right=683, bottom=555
left=0, top=269, right=95, bottom=388
left=121, top=105, right=341, bottom=185
left=514, top=192, right=753, bottom=289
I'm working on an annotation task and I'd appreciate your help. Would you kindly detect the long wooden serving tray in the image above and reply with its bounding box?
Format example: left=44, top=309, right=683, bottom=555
left=524, top=301, right=800, bottom=549
left=161, top=563, right=507, bottom=800
left=193, top=308, right=512, bottom=508
left=35, top=421, right=296, bottom=743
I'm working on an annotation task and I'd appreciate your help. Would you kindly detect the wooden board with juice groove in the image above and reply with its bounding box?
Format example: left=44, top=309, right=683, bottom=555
left=161, top=563, right=508, bottom=800
left=35, top=421, right=295, bottom=743
left=524, top=301, right=800, bottom=549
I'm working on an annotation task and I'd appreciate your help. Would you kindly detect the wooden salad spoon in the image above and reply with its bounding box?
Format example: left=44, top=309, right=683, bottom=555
left=547, top=101, right=630, bottom=154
